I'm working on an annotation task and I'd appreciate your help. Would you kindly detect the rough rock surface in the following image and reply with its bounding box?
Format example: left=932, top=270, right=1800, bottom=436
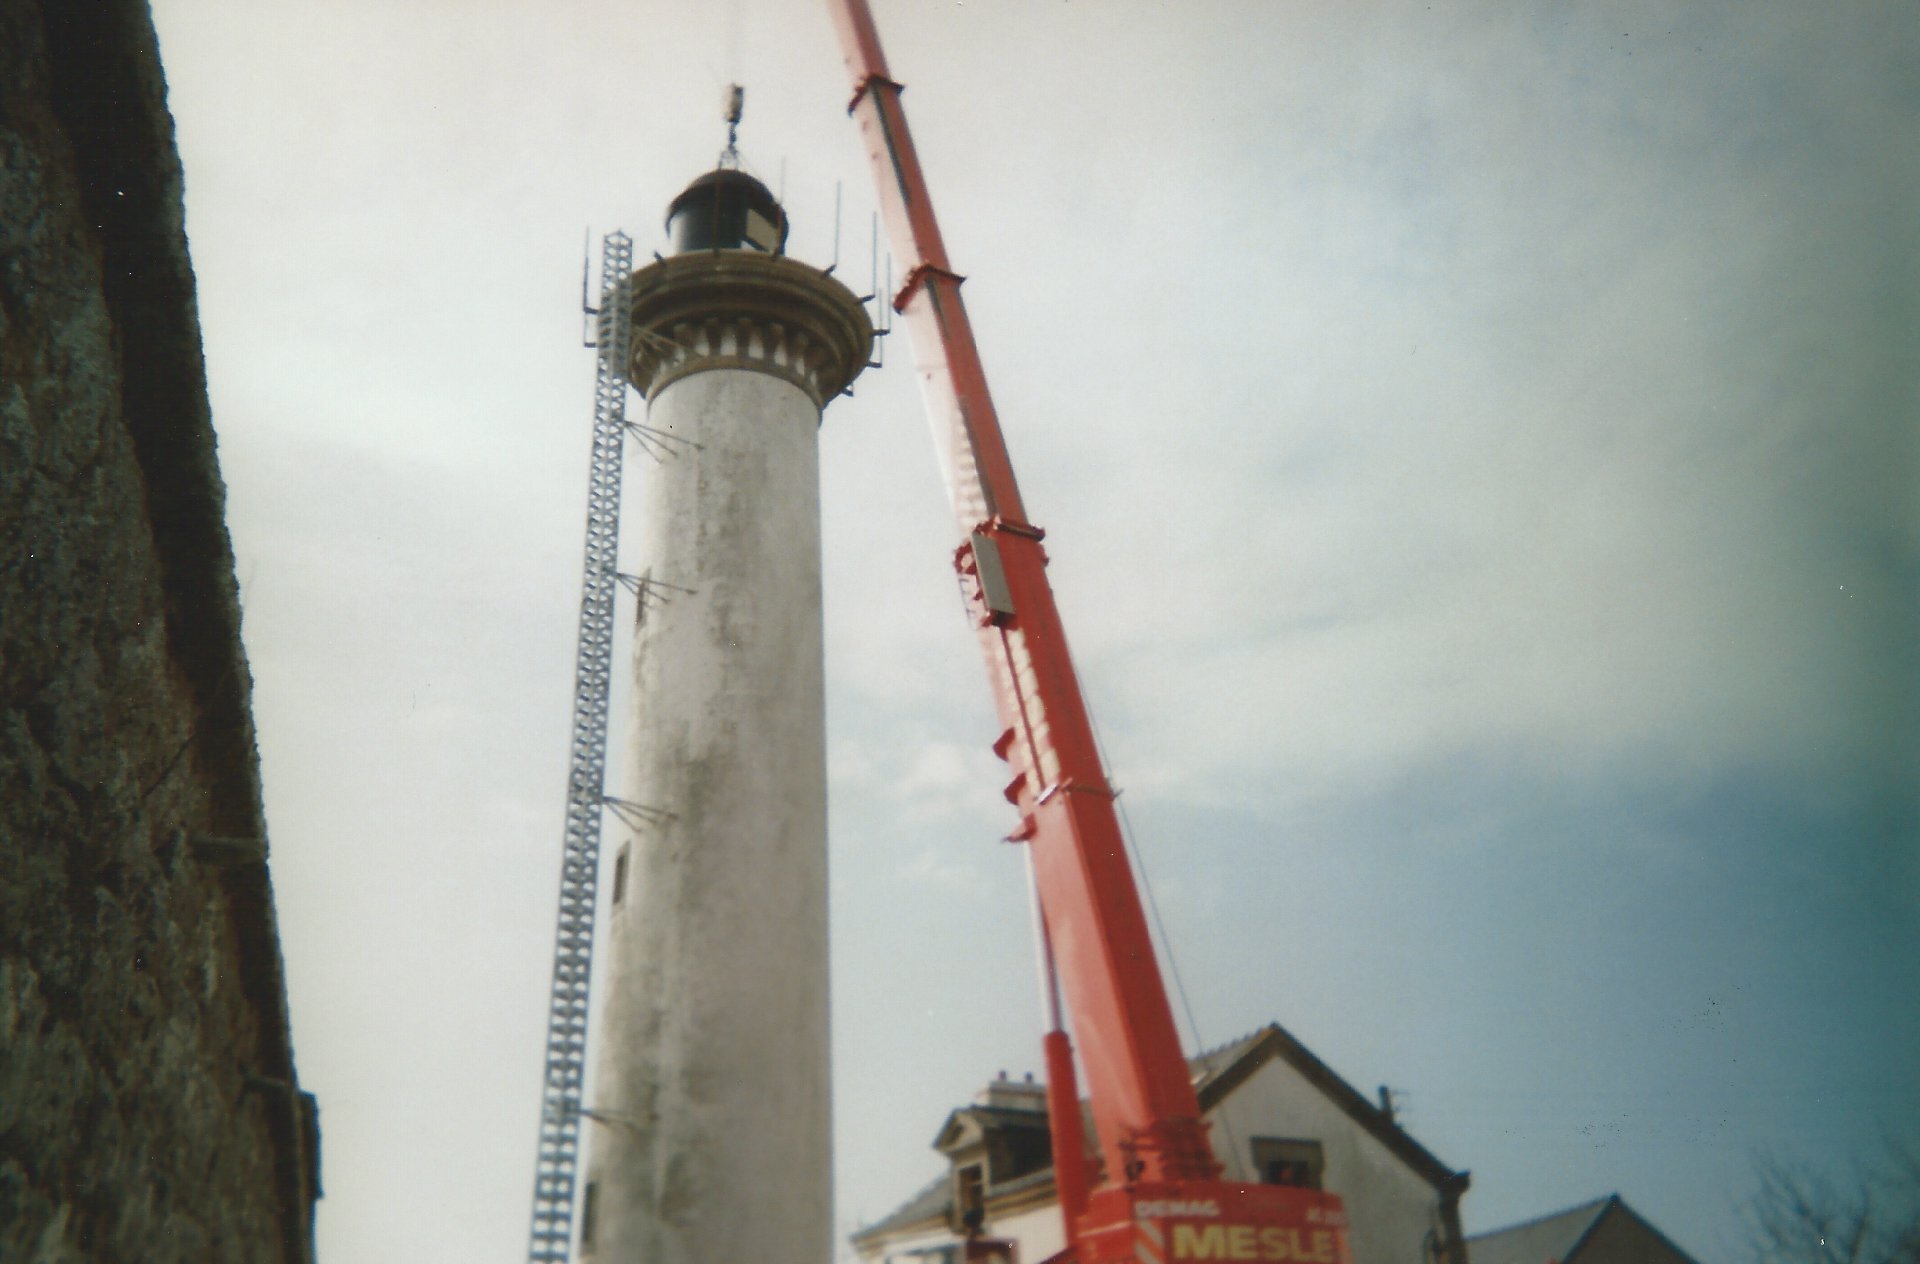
left=0, top=1, right=317, bottom=1259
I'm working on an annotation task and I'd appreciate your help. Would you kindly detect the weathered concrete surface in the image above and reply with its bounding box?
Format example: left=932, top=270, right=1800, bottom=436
left=583, top=358, right=845, bottom=1263
left=0, top=1, right=316, bottom=1259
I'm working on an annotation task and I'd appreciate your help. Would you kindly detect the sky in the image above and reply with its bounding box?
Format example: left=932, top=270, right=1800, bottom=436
left=147, top=2, right=1918, bottom=1260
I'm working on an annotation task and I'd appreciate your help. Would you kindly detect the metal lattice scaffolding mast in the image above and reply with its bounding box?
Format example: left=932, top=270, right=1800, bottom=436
left=527, top=230, right=635, bottom=1264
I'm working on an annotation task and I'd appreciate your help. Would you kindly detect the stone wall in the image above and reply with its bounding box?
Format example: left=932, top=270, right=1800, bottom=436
left=0, top=1, right=317, bottom=1259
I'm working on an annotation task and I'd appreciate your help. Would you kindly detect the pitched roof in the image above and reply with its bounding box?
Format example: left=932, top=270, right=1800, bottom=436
left=1195, top=1024, right=1466, bottom=1194
left=933, top=1102, right=1051, bottom=1152
left=1188, top=1027, right=1271, bottom=1084
left=853, top=1021, right=1466, bottom=1246
left=1465, top=1195, right=1615, bottom=1264
left=1467, top=1194, right=1701, bottom=1264
left=856, top=1171, right=952, bottom=1240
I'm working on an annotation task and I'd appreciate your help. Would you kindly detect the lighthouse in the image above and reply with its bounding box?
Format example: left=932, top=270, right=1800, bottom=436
left=578, top=167, right=872, bottom=1262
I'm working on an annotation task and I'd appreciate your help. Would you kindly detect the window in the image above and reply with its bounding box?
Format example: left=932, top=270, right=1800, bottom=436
left=954, top=1163, right=986, bottom=1233
left=744, top=208, right=781, bottom=252
left=1250, top=1138, right=1325, bottom=1190
left=612, top=846, right=629, bottom=907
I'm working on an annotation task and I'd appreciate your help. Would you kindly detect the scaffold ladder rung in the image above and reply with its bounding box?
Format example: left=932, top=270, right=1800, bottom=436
left=525, top=230, right=635, bottom=1264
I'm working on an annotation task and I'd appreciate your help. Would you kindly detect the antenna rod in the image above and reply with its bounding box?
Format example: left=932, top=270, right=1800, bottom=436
left=828, top=181, right=843, bottom=275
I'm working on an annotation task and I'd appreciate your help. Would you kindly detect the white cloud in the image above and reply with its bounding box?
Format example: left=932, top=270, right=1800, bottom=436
left=899, top=844, right=986, bottom=894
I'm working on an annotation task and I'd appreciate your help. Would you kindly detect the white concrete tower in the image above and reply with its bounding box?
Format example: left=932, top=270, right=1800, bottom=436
left=580, top=170, right=871, bottom=1264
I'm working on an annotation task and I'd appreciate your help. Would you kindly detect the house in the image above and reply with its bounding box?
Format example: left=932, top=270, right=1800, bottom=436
left=850, top=1023, right=1472, bottom=1264
left=1466, top=1195, right=1699, bottom=1264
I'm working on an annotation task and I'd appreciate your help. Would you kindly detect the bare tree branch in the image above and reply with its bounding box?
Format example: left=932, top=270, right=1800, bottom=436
left=1747, top=1143, right=1920, bottom=1264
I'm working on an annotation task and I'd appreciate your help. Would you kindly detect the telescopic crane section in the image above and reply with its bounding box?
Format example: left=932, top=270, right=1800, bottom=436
left=824, top=0, right=1213, bottom=1193
left=825, top=6, right=1353, bottom=1264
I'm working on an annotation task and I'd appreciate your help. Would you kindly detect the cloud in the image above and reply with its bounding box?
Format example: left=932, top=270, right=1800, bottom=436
left=999, top=3, right=1920, bottom=821
left=900, top=844, right=986, bottom=895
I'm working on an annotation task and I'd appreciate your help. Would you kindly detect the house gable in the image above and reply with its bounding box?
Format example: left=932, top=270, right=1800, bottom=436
left=853, top=1024, right=1470, bottom=1264
left=1467, top=1194, right=1700, bottom=1264
left=1466, top=1196, right=1612, bottom=1264
left=1198, top=1025, right=1463, bottom=1194
left=1203, top=1044, right=1463, bottom=1264
left=1570, top=1200, right=1699, bottom=1264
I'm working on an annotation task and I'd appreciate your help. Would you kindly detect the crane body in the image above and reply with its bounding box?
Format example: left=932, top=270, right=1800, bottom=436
left=823, top=4, right=1354, bottom=1264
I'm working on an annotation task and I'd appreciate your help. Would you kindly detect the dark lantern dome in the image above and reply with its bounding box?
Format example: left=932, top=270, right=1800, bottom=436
left=665, top=169, right=790, bottom=256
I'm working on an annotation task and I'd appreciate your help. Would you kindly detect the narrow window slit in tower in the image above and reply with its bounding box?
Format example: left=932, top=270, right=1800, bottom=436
left=580, top=1178, right=599, bottom=1252
left=612, top=846, right=630, bottom=907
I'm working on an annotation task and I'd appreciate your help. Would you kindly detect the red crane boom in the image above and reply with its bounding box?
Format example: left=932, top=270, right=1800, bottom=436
left=825, top=6, right=1352, bottom=1264
left=824, top=0, right=1213, bottom=1193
